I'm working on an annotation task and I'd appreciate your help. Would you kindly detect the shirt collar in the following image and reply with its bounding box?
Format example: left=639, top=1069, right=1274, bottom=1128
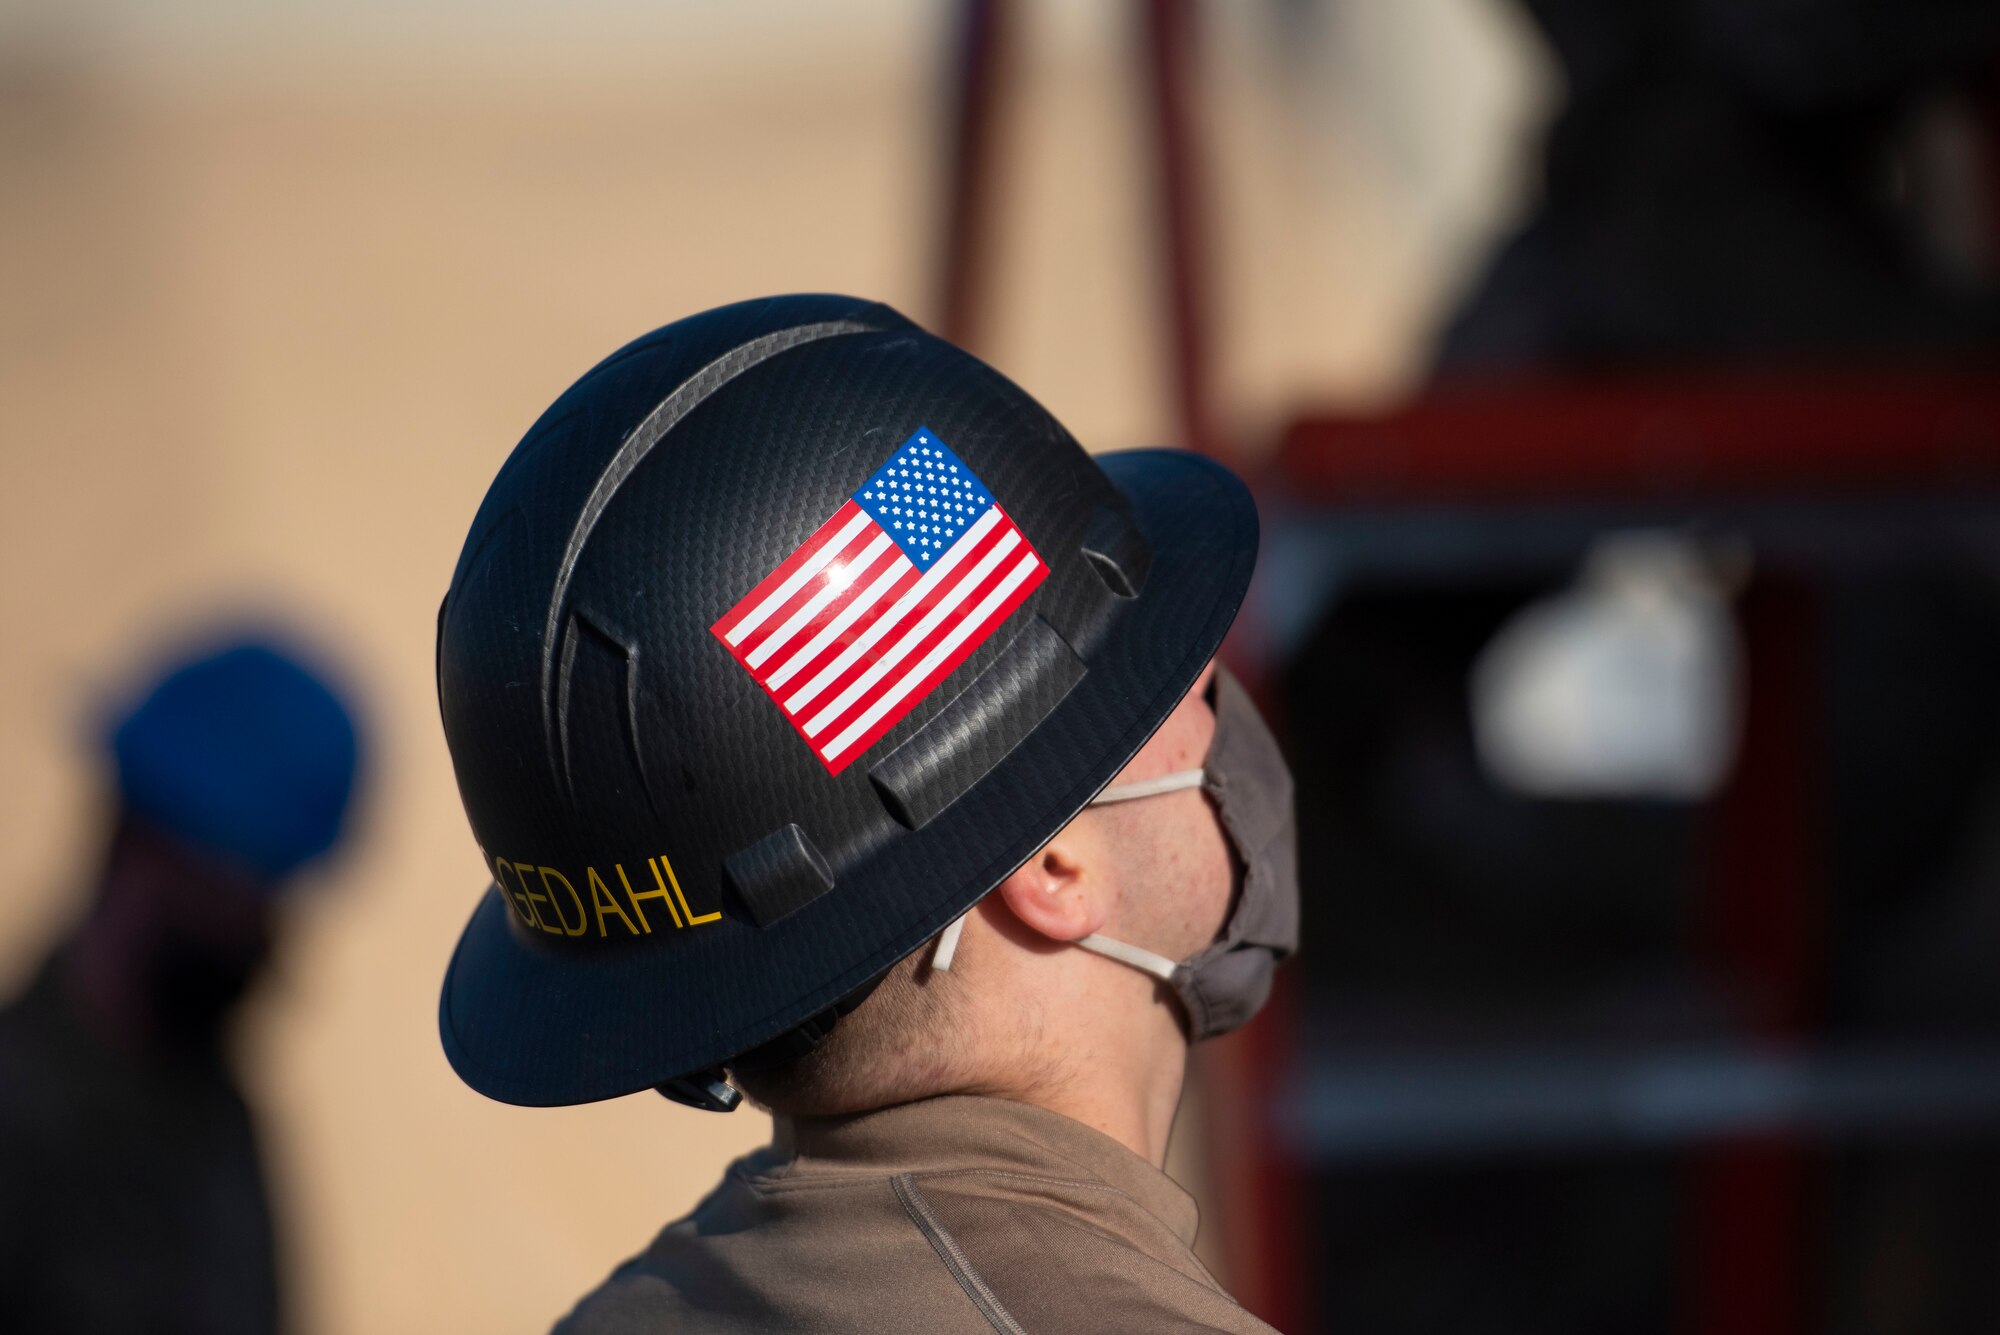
left=775, top=1093, right=1202, bottom=1248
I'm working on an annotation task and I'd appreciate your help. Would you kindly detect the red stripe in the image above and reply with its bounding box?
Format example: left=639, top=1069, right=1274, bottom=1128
left=748, top=539, right=905, bottom=676
left=768, top=559, right=923, bottom=703
left=713, top=495, right=1048, bottom=775
left=813, top=539, right=1034, bottom=751
left=711, top=500, right=865, bottom=640
left=793, top=517, right=1018, bottom=730
left=823, top=554, right=1045, bottom=770
left=812, top=527, right=1045, bottom=761
left=735, top=522, right=883, bottom=664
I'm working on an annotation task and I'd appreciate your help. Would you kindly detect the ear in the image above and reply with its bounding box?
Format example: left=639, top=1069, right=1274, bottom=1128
left=994, top=825, right=1113, bottom=944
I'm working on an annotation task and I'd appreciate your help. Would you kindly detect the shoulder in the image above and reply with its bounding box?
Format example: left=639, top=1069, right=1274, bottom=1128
left=549, top=1161, right=990, bottom=1335
left=548, top=1153, right=1279, bottom=1335
left=892, top=1170, right=1280, bottom=1335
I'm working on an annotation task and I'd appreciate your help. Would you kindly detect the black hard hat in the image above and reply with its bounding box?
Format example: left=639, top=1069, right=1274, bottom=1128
left=436, top=294, right=1257, bottom=1108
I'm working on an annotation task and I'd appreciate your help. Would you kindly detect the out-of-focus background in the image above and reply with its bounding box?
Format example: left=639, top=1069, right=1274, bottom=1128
left=4, top=1, right=1999, bottom=1332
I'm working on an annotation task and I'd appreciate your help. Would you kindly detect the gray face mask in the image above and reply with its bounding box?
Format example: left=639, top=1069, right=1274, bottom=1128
left=931, top=665, right=1299, bottom=1040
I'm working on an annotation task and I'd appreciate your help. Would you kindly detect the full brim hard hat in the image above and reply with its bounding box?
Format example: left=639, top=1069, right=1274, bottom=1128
left=436, top=298, right=1256, bottom=1107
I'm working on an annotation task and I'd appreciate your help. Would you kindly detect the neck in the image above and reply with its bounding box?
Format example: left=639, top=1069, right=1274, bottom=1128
left=970, top=968, right=1191, bottom=1168
left=1017, top=1050, right=1187, bottom=1169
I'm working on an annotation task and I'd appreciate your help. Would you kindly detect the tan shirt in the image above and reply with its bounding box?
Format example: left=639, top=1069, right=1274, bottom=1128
left=552, top=1094, right=1279, bottom=1333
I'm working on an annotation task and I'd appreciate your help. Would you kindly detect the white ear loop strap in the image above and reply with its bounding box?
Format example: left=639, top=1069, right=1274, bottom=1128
left=931, top=912, right=1180, bottom=981
left=1073, top=932, right=1179, bottom=981
left=931, top=912, right=969, bottom=971
left=1088, top=769, right=1205, bottom=804
left=929, top=768, right=1209, bottom=973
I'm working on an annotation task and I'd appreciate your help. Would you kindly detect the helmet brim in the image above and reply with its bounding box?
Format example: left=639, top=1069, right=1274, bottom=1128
left=438, top=447, right=1257, bottom=1106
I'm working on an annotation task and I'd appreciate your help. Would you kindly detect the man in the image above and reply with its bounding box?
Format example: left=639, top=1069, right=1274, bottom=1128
left=0, top=638, right=363, bottom=1335
left=434, top=295, right=1296, bottom=1332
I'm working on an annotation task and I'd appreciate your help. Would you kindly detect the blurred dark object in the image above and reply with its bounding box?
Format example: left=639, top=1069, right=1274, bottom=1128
left=1250, top=381, right=2000, bottom=1334
left=1248, top=3, right=2000, bottom=1325
left=1441, top=0, right=2000, bottom=368
left=0, top=638, right=361, bottom=1335
left=929, top=4, right=2000, bottom=1329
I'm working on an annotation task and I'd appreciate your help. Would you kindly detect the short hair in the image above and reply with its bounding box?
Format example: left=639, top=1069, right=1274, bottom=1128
left=730, top=945, right=968, bottom=1117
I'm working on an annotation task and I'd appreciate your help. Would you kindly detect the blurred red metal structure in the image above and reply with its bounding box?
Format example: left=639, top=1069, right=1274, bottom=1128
left=1276, top=373, right=2000, bottom=506
left=1138, top=0, right=1220, bottom=461
left=1687, top=579, right=1821, bottom=1335
left=935, top=0, right=1226, bottom=465
left=936, top=0, right=1011, bottom=352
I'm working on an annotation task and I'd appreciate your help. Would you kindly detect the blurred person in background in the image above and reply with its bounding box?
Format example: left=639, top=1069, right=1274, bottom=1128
left=0, top=638, right=362, bottom=1335
left=1441, top=0, right=2000, bottom=368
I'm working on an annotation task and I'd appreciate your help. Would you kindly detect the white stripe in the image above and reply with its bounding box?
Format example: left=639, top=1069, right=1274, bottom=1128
left=820, top=549, right=1041, bottom=761
left=768, top=551, right=916, bottom=690
left=745, top=531, right=892, bottom=668
left=804, top=528, right=1020, bottom=739
left=783, top=507, right=1004, bottom=715
left=722, top=507, right=872, bottom=646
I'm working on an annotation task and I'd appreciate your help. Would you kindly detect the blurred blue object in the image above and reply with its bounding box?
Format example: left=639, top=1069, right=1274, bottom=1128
left=109, top=640, right=361, bottom=882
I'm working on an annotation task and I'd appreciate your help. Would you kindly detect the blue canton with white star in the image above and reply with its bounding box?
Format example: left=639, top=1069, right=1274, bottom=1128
left=852, top=427, right=994, bottom=567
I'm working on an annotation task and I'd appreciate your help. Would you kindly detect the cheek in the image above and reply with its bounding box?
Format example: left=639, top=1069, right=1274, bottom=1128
left=1144, top=799, right=1235, bottom=956
left=1190, top=807, right=1237, bottom=942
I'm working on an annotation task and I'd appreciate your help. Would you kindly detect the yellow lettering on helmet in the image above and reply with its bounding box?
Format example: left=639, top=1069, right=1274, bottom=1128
left=487, top=851, right=536, bottom=928
left=587, top=866, right=641, bottom=937
left=656, top=852, right=721, bottom=926
left=483, top=851, right=719, bottom=936
left=620, top=860, right=682, bottom=931
left=538, top=867, right=588, bottom=937
left=497, top=857, right=544, bottom=929
left=514, top=861, right=561, bottom=934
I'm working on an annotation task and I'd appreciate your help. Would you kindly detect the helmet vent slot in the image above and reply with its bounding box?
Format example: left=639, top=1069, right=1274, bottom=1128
left=1081, top=505, right=1152, bottom=598
left=723, top=823, right=835, bottom=928
left=554, top=610, right=658, bottom=819
left=869, top=615, right=1086, bottom=830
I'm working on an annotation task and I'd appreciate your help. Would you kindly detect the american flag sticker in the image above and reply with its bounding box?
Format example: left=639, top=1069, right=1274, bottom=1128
left=712, top=428, right=1050, bottom=773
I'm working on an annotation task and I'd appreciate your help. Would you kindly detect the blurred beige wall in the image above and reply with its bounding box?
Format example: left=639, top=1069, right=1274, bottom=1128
left=0, top=3, right=1548, bottom=1331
